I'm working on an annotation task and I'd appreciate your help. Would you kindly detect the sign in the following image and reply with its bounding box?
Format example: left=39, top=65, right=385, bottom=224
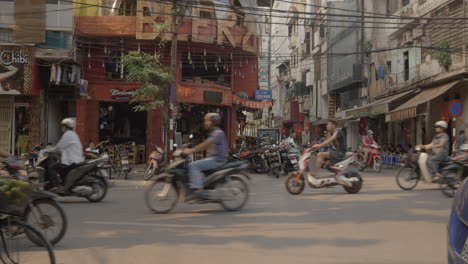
left=110, top=88, right=135, bottom=100
left=0, top=46, right=34, bottom=95
left=328, top=94, right=336, bottom=118
left=79, top=79, right=88, bottom=97
left=258, top=58, right=268, bottom=89
left=255, top=90, right=272, bottom=100
left=233, top=95, right=273, bottom=109
left=257, top=129, right=279, bottom=146
left=449, top=99, right=463, bottom=118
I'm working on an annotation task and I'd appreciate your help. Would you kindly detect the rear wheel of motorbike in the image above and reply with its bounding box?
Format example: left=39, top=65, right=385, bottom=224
left=271, top=167, right=281, bottom=178
left=342, top=172, right=363, bottom=194
left=254, top=157, right=268, bottom=174
left=285, top=173, right=305, bottom=195
left=396, top=167, right=419, bottom=190
left=144, top=163, right=156, bottom=181
left=145, top=179, right=178, bottom=214
left=86, top=178, right=108, bottom=203
left=356, top=156, right=366, bottom=171
left=219, top=175, right=250, bottom=211
left=440, top=172, right=461, bottom=198
left=373, top=158, right=383, bottom=173
left=24, top=199, right=67, bottom=246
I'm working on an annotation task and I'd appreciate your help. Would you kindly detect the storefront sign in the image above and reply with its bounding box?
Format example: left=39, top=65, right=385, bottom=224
left=449, top=99, right=463, bottom=117
left=329, top=94, right=336, bottom=118
left=110, top=88, right=135, bottom=100
left=258, top=58, right=268, bottom=89
left=233, top=95, right=273, bottom=109
left=257, top=129, right=279, bottom=146
left=79, top=79, right=88, bottom=97
left=255, top=90, right=272, bottom=100
left=0, top=46, right=34, bottom=95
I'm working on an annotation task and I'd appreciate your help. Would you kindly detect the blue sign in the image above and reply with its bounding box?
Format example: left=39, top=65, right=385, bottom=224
left=255, top=90, right=272, bottom=100
left=449, top=99, right=463, bottom=117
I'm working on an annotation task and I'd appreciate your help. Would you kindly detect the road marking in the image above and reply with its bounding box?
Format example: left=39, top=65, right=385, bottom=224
left=85, top=221, right=215, bottom=229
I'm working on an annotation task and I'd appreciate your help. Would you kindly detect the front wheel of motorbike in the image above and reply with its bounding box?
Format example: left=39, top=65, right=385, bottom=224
left=144, top=163, right=157, bottom=181
left=219, top=175, right=250, bottom=211
left=342, top=172, right=363, bottom=194
left=24, top=199, right=67, bottom=246
left=395, top=167, right=420, bottom=190
left=440, top=172, right=461, bottom=198
left=373, top=158, right=383, bottom=173
left=85, top=178, right=108, bottom=203
left=285, top=173, right=305, bottom=195
left=145, top=179, right=178, bottom=214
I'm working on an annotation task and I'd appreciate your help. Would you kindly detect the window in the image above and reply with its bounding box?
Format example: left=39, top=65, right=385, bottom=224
left=402, top=0, right=410, bottom=7
left=46, top=0, right=58, bottom=4
left=403, top=51, right=409, bottom=81
left=118, top=0, right=137, bottom=16
left=418, top=0, right=427, bottom=4
left=305, top=32, right=311, bottom=54
left=386, top=0, right=398, bottom=15
left=181, top=52, right=230, bottom=87
left=200, top=10, right=213, bottom=19
left=236, top=13, right=245, bottom=27
left=37, top=31, right=71, bottom=49
left=288, top=25, right=293, bottom=37
left=105, top=51, right=126, bottom=80
left=0, top=28, right=13, bottom=42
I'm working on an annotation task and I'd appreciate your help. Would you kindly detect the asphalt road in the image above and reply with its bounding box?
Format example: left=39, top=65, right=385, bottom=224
left=47, top=169, right=450, bottom=264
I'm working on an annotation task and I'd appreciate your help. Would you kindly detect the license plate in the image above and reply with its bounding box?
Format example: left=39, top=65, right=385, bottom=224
left=122, top=159, right=129, bottom=165
left=290, top=159, right=297, bottom=164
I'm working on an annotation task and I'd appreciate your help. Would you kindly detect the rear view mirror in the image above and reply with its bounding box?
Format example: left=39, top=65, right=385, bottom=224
left=189, top=134, right=194, bottom=139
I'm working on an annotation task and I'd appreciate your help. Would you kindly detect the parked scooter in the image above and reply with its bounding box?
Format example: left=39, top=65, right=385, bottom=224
left=144, top=136, right=251, bottom=214
left=395, top=146, right=466, bottom=197
left=355, top=144, right=383, bottom=173
left=28, top=146, right=109, bottom=202
left=229, top=141, right=269, bottom=174
left=1, top=157, right=67, bottom=246
left=264, top=143, right=282, bottom=178
left=279, top=137, right=300, bottom=175
left=144, top=143, right=166, bottom=181
left=285, top=148, right=363, bottom=195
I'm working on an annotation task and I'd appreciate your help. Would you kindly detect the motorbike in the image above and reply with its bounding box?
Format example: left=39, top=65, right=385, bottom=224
left=145, top=137, right=251, bottom=214
left=28, top=146, right=109, bottom=203
left=144, top=143, right=166, bottom=181
left=395, top=146, right=467, bottom=197
left=84, top=139, right=114, bottom=178
left=279, top=137, right=300, bottom=175
left=264, top=144, right=282, bottom=178
left=229, top=141, right=269, bottom=174
left=115, top=141, right=133, bottom=179
left=285, top=148, right=363, bottom=195
left=355, top=144, right=383, bottom=173
left=0, top=157, right=67, bottom=246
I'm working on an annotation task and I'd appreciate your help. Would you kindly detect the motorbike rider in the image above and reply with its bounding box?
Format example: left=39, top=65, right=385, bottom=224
left=309, top=119, right=350, bottom=185
left=361, top=130, right=377, bottom=163
left=182, top=113, right=228, bottom=200
left=48, top=118, right=83, bottom=191
left=417, top=120, right=450, bottom=182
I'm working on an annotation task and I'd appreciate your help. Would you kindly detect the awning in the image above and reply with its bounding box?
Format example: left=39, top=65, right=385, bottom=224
left=346, top=90, right=415, bottom=119
left=388, top=80, right=460, bottom=122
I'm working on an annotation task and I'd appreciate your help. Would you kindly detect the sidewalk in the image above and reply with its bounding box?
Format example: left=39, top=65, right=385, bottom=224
left=108, top=164, right=148, bottom=188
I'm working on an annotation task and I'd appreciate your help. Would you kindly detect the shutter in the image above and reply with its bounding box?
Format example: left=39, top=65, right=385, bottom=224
left=0, top=96, right=13, bottom=153
left=409, top=49, right=417, bottom=80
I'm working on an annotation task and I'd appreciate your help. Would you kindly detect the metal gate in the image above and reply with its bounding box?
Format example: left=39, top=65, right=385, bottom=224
left=0, top=96, right=13, bottom=153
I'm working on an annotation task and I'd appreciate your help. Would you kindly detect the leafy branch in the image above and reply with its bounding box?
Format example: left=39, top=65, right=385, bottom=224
left=433, top=40, right=452, bottom=70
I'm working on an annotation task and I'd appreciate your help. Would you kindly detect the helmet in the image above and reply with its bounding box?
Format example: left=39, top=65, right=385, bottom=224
left=434, top=120, right=448, bottom=129
left=205, top=113, right=221, bottom=125
left=60, top=118, right=76, bottom=129
left=367, top=129, right=374, bottom=136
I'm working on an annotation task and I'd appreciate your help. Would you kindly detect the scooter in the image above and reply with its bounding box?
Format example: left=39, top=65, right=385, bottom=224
left=285, top=148, right=363, bottom=195
left=229, top=141, right=268, bottom=174
left=29, top=146, right=109, bottom=202
left=355, top=144, right=383, bottom=173
left=265, top=144, right=282, bottom=178
left=144, top=143, right=166, bottom=181
left=144, top=136, right=251, bottom=214
left=395, top=146, right=464, bottom=197
left=279, top=138, right=300, bottom=175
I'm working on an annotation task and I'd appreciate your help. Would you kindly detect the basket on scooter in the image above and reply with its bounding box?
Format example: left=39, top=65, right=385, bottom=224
left=0, top=178, right=33, bottom=216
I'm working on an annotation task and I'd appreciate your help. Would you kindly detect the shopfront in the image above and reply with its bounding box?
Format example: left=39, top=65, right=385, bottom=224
left=0, top=45, right=38, bottom=155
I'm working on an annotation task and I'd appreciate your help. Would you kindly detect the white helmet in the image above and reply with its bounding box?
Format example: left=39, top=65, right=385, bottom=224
left=60, top=118, right=76, bottom=129
left=367, top=129, right=374, bottom=136
left=434, top=120, right=448, bottom=129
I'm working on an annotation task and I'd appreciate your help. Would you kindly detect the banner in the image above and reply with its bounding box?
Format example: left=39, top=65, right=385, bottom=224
left=0, top=46, right=34, bottom=95
left=258, top=57, right=268, bottom=89
left=233, top=95, right=273, bottom=109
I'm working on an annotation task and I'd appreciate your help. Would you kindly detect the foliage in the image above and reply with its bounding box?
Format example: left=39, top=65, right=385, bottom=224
left=123, top=51, right=172, bottom=112
left=433, top=40, right=452, bottom=70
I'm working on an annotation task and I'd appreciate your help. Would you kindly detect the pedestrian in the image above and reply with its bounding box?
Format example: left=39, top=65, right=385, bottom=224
left=454, top=130, right=467, bottom=152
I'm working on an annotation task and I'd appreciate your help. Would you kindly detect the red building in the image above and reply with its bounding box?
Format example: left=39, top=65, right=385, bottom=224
left=73, top=1, right=263, bottom=158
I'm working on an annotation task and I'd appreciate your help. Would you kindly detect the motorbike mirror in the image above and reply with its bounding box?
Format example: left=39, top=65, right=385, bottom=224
left=189, top=134, right=194, bottom=140
left=173, top=144, right=178, bottom=148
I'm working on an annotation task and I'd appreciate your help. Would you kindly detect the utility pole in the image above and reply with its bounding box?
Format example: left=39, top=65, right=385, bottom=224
left=168, top=0, right=178, bottom=158
left=267, top=0, right=273, bottom=127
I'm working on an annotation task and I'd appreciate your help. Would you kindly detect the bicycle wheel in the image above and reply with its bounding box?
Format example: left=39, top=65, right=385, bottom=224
left=0, top=219, right=55, bottom=264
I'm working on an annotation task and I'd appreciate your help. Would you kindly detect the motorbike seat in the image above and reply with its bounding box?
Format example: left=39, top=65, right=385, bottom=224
left=203, top=161, right=248, bottom=176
